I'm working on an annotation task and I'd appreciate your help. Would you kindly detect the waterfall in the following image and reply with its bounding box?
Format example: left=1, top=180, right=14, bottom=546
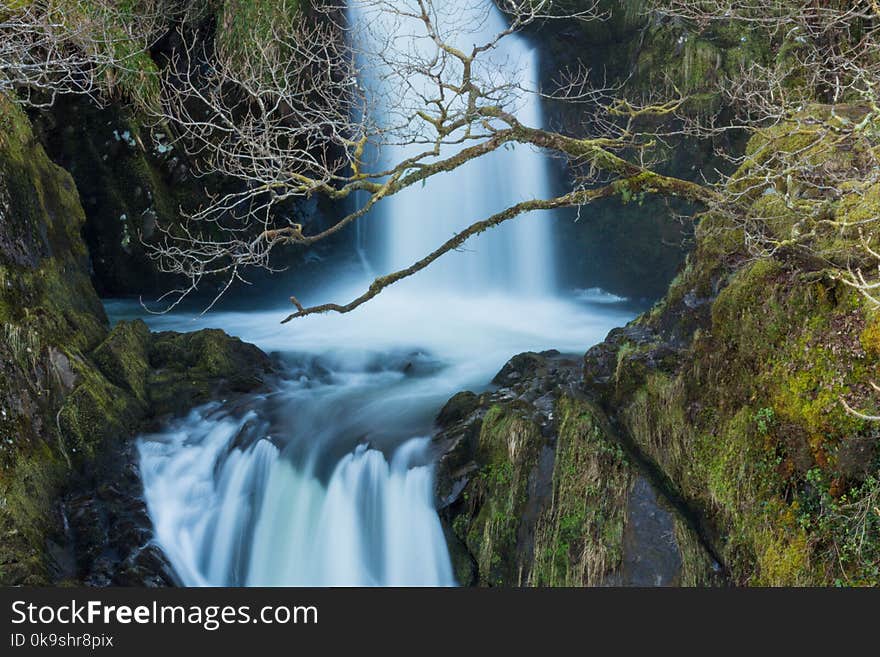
left=350, top=0, right=556, bottom=295
left=134, top=0, right=633, bottom=588
left=139, top=404, right=453, bottom=586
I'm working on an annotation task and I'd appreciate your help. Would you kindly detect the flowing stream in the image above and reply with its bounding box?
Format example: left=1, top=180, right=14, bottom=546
left=128, top=0, right=636, bottom=586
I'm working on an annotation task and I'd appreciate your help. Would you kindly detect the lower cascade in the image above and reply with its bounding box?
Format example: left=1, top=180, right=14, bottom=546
left=140, top=407, right=452, bottom=586
left=133, top=0, right=634, bottom=586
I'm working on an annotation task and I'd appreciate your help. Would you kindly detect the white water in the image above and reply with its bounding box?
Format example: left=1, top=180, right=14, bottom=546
left=350, top=0, right=555, bottom=295
left=133, top=1, right=636, bottom=586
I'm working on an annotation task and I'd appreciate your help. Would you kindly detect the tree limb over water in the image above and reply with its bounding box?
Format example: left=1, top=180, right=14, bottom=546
left=282, top=165, right=717, bottom=321
left=7, top=0, right=880, bottom=325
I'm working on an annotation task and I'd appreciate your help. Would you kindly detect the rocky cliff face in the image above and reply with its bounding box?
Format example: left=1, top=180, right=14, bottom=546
left=33, top=97, right=200, bottom=297
left=0, top=96, right=274, bottom=585
left=586, top=117, right=880, bottom=586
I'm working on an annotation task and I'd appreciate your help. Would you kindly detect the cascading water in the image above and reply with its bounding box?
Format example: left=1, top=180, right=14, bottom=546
left=350, top=1, right=556, bottom=295
left=132, top=0, right=636, bottom=586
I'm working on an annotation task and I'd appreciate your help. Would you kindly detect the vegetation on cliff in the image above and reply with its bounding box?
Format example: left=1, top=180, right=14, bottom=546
left=3, top=0, right=880, bottom=588
left=582, top=111, right=880, bottom=585
left=435, top=97, right=880, bottom=586
left=0, top=92, right=274, bottom=584
left=0, top=94, right=112, bottom=583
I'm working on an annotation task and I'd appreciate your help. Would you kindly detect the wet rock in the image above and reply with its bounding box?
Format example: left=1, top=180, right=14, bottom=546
left=49, top=348, right=79, bottom=391
left=91, top=319, right=152, bottom=405
left=836, top=434, right=880, bottom=481
left=148, top=329, right=275, bottom=418
left=433, top=348, right=716, bottom=587
left=35, top=98, right=205, bottom=297
left=436, top=391, right=480, bottom=428
left=611, top=477, right=683, bottom=586
left=491, top=352, right=547, bottom=386
left=62, top=440, right=176, bottom=587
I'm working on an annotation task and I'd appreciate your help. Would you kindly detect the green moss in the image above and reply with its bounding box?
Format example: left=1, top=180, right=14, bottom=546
left=838, top=182, right=880, bottom=227
left=0, top=94, right=121, bottom=583
left=463, top=404, right=542, bottom=585
left=606, top=116, right=880, bottom=583
left=711, top=258, right=785, bottom=347
left=0, top=441, right=66, bottom=585
left=755, top=530, right=810, bottom=586
left=0, top=262, right=108, bottom=352
left=57, top=358, right=144, bottom=462
left=443, top=403, right=543, bottom=585
left=147, top=329, right=272, bottom=416
left=91, top=320, right=151, bottom=405
left=860, top=314, right=880, bottom=357
left=530, top=396, right=630, bottom=586
left=0, top=96, right=108, bottom=351
left=616, top=7, right=770, bottom=111
left=673, top=516, right=721, bottom=586
left=59, top=0, right=161, bottom=109
left=216, top=0, right=301, bottom=72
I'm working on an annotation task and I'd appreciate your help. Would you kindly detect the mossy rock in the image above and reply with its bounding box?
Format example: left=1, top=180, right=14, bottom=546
left=436, top=391, right=480, bottom=428
left=460, top=402, right=545, bottom=585
left=61, top=359, right=143, bottom=451
left=434, top=386, right=702, bottom=587
left=1, top=92, right=279, bottom=585
left=584, top=115, right=880, bottom=585
left=148, top=329, right=274, bottom=417
left=530, top=396, right=630, bottom=586
left=491, top=352, right=548, bottom=386
left=0, top=94, right=119, bottom=584
left=91, top=320, right=152, bottom=405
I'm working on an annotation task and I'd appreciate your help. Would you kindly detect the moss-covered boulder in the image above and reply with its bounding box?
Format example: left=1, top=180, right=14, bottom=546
left=434, top=350, right=718, bottom=586
left=91, top=319, right=152, bottom=406
left=436, top=391, right=480, bottom=428
left=148, top=329, right=274, bottom=418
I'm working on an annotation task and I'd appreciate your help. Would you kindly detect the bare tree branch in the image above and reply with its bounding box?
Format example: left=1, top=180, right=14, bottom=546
left=0, top=0, right=170, bottom=107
